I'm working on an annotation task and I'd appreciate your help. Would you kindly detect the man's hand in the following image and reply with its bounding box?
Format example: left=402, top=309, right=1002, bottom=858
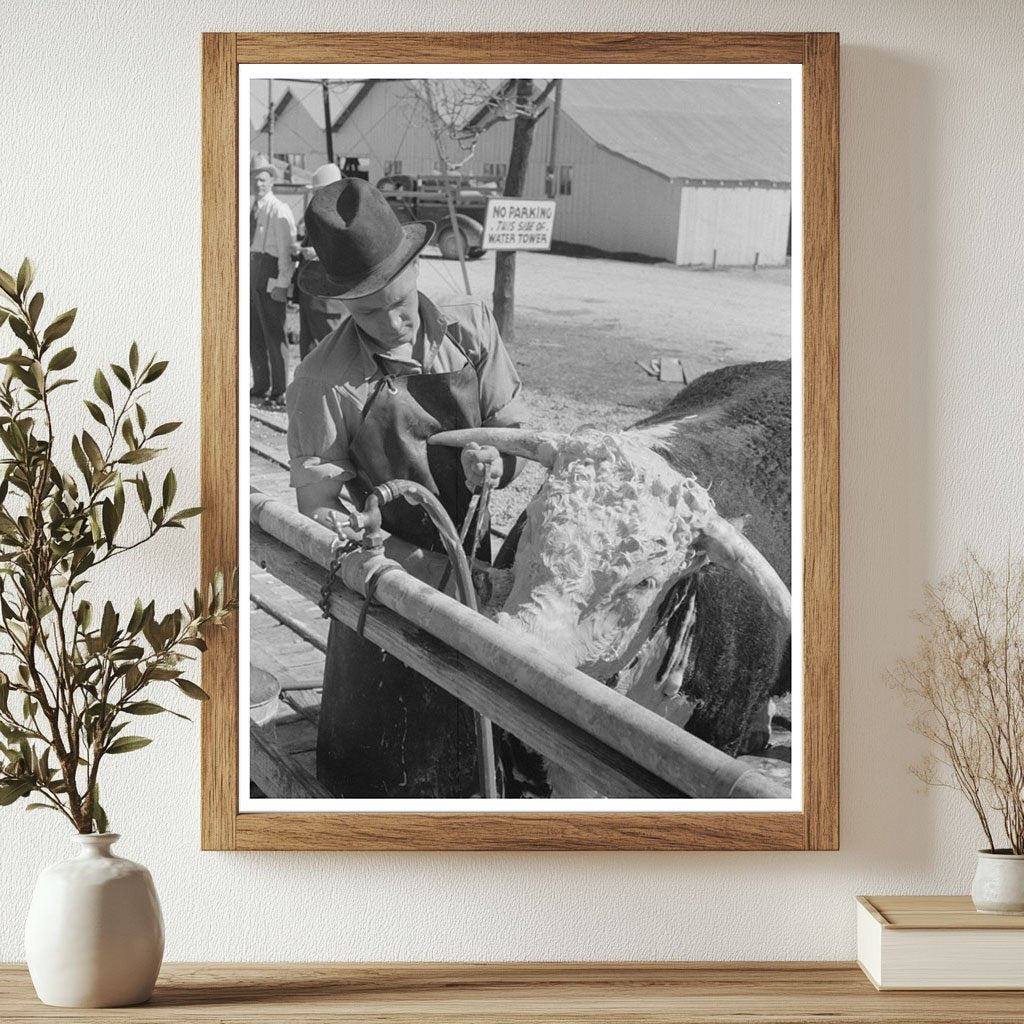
left=461, top=442, right=502, bottom=491
left=270, top=285, right=289, bottom=303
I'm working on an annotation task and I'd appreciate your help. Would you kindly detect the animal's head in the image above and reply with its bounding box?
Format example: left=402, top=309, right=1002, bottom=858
left=429, top=427, right=790, bottom=678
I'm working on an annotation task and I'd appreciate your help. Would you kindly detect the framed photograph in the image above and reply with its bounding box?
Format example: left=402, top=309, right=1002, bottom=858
left=201, top=33, right=838, bottom=851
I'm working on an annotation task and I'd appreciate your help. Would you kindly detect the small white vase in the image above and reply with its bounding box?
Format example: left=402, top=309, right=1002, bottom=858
left=25, top=833, right=164, bottom=1007
left=971, top=849, right=1024, bottom=915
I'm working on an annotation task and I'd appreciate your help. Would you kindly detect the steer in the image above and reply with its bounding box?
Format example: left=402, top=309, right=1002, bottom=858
left=429, top=360, right=792, bottom=789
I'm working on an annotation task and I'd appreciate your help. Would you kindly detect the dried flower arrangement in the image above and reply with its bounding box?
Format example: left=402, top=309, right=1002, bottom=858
left=895, top=552, right=1024, bottom=854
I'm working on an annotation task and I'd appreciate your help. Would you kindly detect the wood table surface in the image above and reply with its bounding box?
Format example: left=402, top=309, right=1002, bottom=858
left=2, top=962, right=1023, bottom=1023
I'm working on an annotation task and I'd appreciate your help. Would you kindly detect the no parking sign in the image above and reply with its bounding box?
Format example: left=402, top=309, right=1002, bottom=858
left=481, top=199, right=556, bottom=250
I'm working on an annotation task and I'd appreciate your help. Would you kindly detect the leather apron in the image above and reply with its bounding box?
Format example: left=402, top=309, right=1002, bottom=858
left=316, top=326, right=486, bottom=798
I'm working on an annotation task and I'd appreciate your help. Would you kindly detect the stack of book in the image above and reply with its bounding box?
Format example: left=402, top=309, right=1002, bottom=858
left=857, top=895, right=1024, bottom=990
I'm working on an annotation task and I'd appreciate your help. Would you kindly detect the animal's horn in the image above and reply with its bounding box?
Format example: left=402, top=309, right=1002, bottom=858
left=699, top=516, right=792, bottom=627
left=428, top=428, right=563, bottom=469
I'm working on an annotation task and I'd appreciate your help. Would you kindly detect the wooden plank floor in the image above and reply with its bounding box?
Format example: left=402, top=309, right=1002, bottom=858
left=248, top=422, right=332, bottom=795
left=249, top=463, right=290, bottom=501
left=249, top=405, right=291, bottom=503
left=249, top=564, right=325, bottom=786
left=3, top=962, right=1024, bottom=1022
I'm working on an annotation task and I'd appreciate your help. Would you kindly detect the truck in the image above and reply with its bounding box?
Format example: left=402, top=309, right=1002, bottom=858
left=375, top=175, right=503, bottom=260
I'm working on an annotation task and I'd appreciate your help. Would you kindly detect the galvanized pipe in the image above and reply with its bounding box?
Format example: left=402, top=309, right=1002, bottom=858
left=249, top=490, right=788, bottom=800
left=253, top=521, right=683, bottom=798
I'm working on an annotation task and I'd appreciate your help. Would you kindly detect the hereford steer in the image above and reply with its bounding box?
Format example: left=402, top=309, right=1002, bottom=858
left=429, top=359, right=793, bottom=794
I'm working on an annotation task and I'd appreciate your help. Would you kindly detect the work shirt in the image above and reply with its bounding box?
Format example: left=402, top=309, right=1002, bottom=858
left=286, top=292, right=525, bottom=491
left=250, top=192, right=296, bottom=289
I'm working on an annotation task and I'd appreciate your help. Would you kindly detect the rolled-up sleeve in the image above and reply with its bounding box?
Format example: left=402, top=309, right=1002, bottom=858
left=286, top=376, right=357, bottom=489
left=468, top=302, right=526, bottom=426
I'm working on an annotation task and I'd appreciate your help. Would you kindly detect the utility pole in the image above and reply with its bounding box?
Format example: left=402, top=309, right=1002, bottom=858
left=266, top=79, right=274, bottom=161
left=545, top=79, right=563, bottom=199
left=322, top=80, right=335, bottom=164
left=492, top=79, right=544, bottom=345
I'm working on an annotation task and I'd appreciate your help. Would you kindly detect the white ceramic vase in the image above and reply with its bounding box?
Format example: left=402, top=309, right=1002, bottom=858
left=25, top=833, right=164, bottom=1007
left=971, top=849, right=1024, bottom=915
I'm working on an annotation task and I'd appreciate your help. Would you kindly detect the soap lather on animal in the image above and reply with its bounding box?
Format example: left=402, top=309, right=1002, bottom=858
left=431, top=359, right=792, bottom=778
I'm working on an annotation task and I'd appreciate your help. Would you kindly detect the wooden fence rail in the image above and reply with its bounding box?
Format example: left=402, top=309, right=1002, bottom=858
left=250, top=489, right=788, bottom=801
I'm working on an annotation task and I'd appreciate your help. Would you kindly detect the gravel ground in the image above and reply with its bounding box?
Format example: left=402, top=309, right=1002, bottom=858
left=417, top=248, right=791, bottom=412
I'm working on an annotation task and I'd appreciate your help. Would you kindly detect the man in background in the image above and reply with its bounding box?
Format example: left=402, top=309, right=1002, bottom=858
left=249, top=154, right=296, bottom=407
left=294, top=163, right=347, bottom=361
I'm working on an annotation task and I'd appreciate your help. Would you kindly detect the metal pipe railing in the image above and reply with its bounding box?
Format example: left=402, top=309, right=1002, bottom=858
left=249, top=490, right=789, bottom=800
left=252, top=521, right=683, bottom=798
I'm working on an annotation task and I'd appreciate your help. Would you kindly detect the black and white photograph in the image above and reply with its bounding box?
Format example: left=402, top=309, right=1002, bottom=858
left=242, top=66, right=801, bottom=811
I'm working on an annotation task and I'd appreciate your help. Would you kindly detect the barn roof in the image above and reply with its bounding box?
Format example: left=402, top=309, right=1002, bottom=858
left=250, top=81, right=366, bottom=137
left=560, top=78, right=792, bottom=184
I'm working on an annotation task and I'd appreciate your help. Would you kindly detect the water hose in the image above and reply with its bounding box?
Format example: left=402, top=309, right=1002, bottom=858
left=347, top=480, right=500, bottom=799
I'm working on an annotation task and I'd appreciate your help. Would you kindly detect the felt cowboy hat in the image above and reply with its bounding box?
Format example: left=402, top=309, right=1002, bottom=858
left=249, top=154, right=278, bottom=179
left=298, top=177, right=435, bottom=300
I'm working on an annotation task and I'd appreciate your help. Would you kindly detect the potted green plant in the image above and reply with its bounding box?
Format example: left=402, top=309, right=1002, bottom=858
left=0, top=260, right=236, bottom=1006
left=895, top=552, right=1024, bottom=914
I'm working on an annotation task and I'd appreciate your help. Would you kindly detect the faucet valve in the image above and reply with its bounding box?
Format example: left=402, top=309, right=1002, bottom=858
left=352, top=494, right=386, bottom=554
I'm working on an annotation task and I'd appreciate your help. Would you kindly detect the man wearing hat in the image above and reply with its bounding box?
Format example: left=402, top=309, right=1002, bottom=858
left=287, top=177, right=526, bottom=799
left=294, top=162, right=348, bottom=361
left=249, top=154, right=297, bottom=406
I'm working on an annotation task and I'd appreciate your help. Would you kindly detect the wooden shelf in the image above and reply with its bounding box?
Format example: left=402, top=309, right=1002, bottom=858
left=3, top=962, right=1024, bottom=1022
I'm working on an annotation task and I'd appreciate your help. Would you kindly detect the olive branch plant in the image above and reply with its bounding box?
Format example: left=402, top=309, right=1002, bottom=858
left=894, top=551, right=1024, bottom=854
left=0, top=259, right=236, bottom=834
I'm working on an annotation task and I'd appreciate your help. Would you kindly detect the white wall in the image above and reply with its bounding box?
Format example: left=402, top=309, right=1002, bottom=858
left=546, top=113, right=683, bottom=259
left=1, top=0, right=1022, bottom=963
left=676, top=185, right=791, bottom=266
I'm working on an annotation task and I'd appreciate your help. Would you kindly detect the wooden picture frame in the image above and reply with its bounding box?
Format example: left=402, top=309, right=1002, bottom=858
left=201, top=32, right=839, bottom=851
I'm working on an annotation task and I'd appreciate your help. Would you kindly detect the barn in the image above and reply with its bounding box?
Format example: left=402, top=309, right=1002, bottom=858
left=251, top=77, right=792, bottom=267
left=250, top=80, right=365, bottom=176
left=542, top=79, right=792, bottom=266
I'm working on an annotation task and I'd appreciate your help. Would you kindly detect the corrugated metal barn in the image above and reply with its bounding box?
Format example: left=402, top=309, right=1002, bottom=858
left=251, top=77, right=792, bottom=267
left=551, top=80, right=792, bottom=266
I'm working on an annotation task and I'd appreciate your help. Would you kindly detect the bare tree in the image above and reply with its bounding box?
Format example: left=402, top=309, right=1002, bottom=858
left=405, top=79, right=555, bottom=171
left=404, top=80, right=506, bottom=174
left=405, top=78, right=557, bottom=334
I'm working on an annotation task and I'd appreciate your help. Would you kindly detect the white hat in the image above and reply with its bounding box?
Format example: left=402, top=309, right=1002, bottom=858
left=249, top=153, right=278, bottom=179
left=309, top=163, right=343, bottom=190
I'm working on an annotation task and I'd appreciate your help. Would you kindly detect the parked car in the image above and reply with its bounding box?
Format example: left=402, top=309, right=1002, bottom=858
left=376, top=175, right=503, bottom=260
